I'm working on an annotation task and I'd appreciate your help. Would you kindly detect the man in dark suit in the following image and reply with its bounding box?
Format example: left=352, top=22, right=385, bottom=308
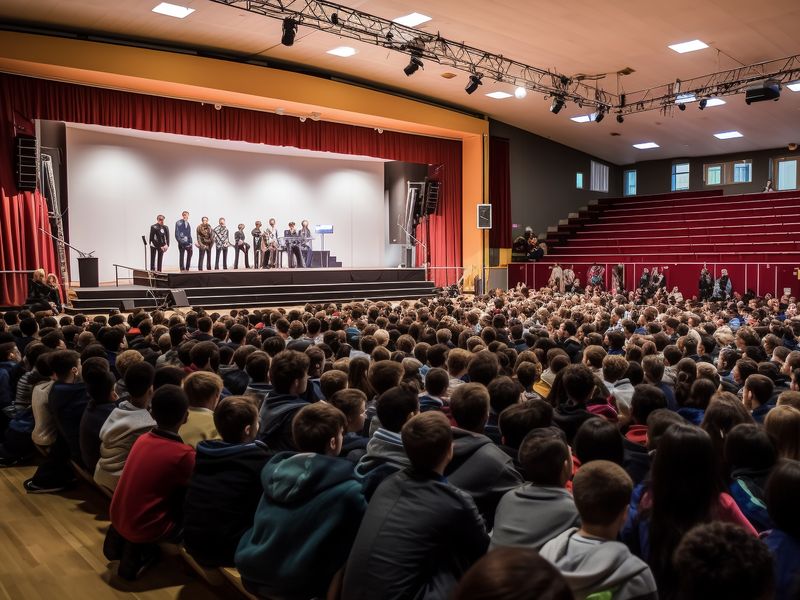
left=175, top=211, right=193, bottom=272
left=284, top=222, right=304, bottom=268
left=149, top=214, right=170, bottom=272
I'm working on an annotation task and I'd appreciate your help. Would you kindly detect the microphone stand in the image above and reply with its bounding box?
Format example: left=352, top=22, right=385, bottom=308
left=38, top=227, right=95, bottom=258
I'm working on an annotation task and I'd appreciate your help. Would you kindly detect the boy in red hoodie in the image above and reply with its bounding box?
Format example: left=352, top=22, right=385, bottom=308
left=625, top=385, right=668, bottom=447
left=106, top=384, right=195, bottom=580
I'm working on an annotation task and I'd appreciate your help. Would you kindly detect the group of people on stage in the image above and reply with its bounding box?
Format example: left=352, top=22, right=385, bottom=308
left=24, top=268, right=63, bottom=314
left=148, top=213, right=315, bottom=272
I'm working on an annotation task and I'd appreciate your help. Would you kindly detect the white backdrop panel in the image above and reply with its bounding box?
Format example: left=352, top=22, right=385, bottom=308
left=65, top=126, right=386, bottom=283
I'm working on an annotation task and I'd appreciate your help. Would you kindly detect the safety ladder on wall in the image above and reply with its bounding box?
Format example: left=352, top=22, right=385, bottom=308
left=40, top=154, right=71, bottom=303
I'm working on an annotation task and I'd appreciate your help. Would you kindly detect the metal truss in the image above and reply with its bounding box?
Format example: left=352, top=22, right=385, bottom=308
left=210, top=0, right=800, bottom=117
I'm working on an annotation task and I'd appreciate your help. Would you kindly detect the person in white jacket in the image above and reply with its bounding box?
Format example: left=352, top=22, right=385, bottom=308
left=94, top=362, right=156, bottom=493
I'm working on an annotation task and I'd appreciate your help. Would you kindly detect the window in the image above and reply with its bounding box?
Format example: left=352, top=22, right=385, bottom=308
left=623, top=170, right=637, bottom=196
left=733, top=161, right=751, bottom=183
left=777, top=158, right=798, bottom=190
left=703, top=159, right=752, bottom=186
left=576, top=172, right=584, bottom=189
left=590, top=161, right=609, bottom=192
left=672, top=162, right=690, bottom=191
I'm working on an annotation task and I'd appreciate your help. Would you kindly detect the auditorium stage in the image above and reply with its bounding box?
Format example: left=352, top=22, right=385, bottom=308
left=72, top=267, right=436, bottom=313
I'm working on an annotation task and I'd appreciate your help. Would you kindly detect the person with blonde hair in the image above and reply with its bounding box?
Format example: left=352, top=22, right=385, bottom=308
left=764, top=404, right=800, bottom=460
left=25, top=268, right=54, bottom=313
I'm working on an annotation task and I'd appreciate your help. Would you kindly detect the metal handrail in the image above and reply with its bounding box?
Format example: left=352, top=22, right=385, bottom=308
left=0, top=270, right=36, bottom=274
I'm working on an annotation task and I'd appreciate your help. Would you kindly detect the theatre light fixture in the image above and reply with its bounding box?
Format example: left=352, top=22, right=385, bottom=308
left=404, top=54, right=423, bottom=76
left=594, top=109, right=605, bottom=123
left=550, top=96, right=565, bottom=114
left=514, top=86, right=528, bottom=99
left=465, top=74, right=483, bottom=95
left=616, top=114, right=624, bottom=123
left=281, top=17, right=298, bottom=46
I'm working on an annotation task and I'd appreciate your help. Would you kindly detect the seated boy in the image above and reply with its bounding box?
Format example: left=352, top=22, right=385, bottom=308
left=342, top=411, right=489, bottom=600
left=319, top=369, right=348, bottom=401
left=183, top=396, right=270, bottom=567
left=328, top=388, right=369, bottom=462
left=95, top=361, right=156, bottom=493
left=492, top=427, right=579, bottom=550
left=257, top=350, right=310, bottom=451
left=179, top=371, right=223, bottom=448
left=446, top=382, right=523, bottom=525
left=418, top=367, right=449, bottom=412
left=497, top=398, right=553, bottom=463
left=355, top=384, right=418, bottom=498
left=540, top=460, right=658, bottom=600
left=235, top=402, right=366, bottom=599
left=24, top=349, right=86, bottom=493
left=78, top=367, right=118, bottom=474
left=106, top=385, right=195, bottom=580
left=485, top=376, right=522, bottom=444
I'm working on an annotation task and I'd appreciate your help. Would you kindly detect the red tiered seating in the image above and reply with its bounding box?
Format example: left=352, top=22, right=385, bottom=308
left=511, top=190, right=800, bottom=297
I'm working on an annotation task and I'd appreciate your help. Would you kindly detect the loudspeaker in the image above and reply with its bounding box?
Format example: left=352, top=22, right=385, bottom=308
left=477, top=204, right=492, bottom=229
left=120, top=299, right=136, bottom=312
left=15, top=135, right=37, bottom=192
left=424, top=179, right=440, bottom=215
left=168, top=289, right=190, bottom=308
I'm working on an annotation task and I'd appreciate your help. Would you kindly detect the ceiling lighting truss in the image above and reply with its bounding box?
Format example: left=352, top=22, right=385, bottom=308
left=210, top=0, right=800, bottom=117
left=210, top=0, right=614, bottom=111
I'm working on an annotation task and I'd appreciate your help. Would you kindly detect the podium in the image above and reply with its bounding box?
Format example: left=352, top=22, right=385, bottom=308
left=78, top=256, right=99, bottom=287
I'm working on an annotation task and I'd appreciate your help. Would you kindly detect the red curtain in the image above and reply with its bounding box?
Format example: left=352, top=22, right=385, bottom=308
left=488, top=136, right=512, bottom=248
left=0, top=86, right=59, bottom=306
left=0, top=73, right=462, bottom=302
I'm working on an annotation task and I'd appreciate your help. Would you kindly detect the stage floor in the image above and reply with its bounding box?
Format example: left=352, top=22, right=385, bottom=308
left=73, top=267, right=434, bottom=312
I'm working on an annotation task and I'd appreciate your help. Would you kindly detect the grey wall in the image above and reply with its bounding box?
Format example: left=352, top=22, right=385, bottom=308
left=622, top=147, right=790, bottom=196
left=490, top=119, right=622, bottom=240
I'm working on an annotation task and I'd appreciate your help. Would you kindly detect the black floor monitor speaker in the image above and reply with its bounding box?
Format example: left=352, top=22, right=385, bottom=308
left=168, top=289, right=190, bottom=308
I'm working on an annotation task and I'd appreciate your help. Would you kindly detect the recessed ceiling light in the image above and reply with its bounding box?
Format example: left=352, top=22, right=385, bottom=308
left=704, top=98, right=726, bottom=107
left=788, top=81, right=800, bottom=92
left=633, top=142, right=660, bottom=149
left=392, top=12, right=431, bottom=27
left=327, top=46, right=357, bottom=57
left=486, top=91, right=513, bottom=99
left=440, top=72, right=457, bottom=79
left=714, top=131, right=743, bottom=139
left=668, top=39, right=708, bottom=53
left=570, top=114, right=595, bottom=123
left=152, top=2, right=195, bottom=18
left=675, top=93, right=696, bottom=104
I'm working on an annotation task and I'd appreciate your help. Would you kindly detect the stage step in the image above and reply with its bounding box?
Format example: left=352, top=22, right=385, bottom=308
left=69, top=270, right=437, bottom=313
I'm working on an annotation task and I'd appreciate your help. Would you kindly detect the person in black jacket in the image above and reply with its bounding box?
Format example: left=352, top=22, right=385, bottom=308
left=184, top=396, right=270, bottom=567
left=342, top=411, right=489, bottom=600
left=25, top=268, right=55, bottom=313
left=148, top=215, right=170, bottom=272
left=553, top=365, right=597, bottom=444
left=445, top=383, right=523, bottom=528
left=257, top=350, right=310, bottom=451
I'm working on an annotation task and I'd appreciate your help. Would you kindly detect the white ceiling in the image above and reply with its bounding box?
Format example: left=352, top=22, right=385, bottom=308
left=2, top=0, right=800, bottom=164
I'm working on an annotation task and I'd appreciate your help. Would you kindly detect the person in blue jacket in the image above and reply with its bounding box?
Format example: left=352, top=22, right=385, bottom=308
left=174, top=210, right=193, bottom=272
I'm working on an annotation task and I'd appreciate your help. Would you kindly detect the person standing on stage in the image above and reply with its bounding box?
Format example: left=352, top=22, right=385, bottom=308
left=284, top=221, right=304, bottom=268
left=299, top=220, right=313, bottom=268
left=213, top=218, right=231, bottom=270
left=148, top=214, right=170, bottom=272
left=252, top=221, right=263, bottom=269
left=234, top=223, right=251, bottom=269
left=175, top=211, right=193, bottom=272
left=196, top=216, right=213, bottom=271
left=263, top=218, right=279, bottom=269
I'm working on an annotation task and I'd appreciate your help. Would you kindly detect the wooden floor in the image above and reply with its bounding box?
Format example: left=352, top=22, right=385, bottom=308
left=0, top=463, right=227, bottom=599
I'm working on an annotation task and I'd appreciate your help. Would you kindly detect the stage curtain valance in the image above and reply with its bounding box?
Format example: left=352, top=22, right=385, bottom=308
left=0, top=72, right=462, bottom=303
left=488, top=136, right=512, bottom=249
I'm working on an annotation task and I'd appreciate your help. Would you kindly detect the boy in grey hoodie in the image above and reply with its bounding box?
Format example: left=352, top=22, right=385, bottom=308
left=540, top=460, right=658, bottom=600
left=491, top=427, right=579, bottom=550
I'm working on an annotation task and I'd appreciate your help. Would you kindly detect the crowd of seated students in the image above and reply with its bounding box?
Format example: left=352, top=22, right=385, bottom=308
left=1, top=282, right=800, bottom=599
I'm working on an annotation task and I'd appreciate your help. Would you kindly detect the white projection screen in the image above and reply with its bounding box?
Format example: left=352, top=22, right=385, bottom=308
left=65, top=124, right=387, bottom=283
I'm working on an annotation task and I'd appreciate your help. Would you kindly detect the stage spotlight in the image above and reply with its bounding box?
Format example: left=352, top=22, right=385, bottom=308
left=514, top=86, right=527, bottom=99
left=616, top=114, right=624, bottom=123
left=404, top=55, right=423, bottom=76
left=678, top=103, right=686, bottom=111
left=594, top=109, right=605, bottom=123
left=465, top=74, right=483, bottom=94
left=550, top=96, right=565, bottom=114
left=330, top=12, right=339, bottom=25
left=281, top=17, right=298, bottom=46
left=698, top=98, right=708, bottom=110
